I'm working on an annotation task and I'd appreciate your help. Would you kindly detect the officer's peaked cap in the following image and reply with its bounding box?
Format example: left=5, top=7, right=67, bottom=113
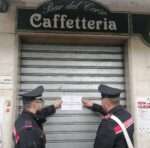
left=98, top=84, right=122, bottom=99
left=20, top=85, right=44, bottom=103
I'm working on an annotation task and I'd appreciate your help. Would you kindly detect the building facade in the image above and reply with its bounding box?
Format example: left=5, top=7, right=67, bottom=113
left=0, top=0, right=150, bottom=148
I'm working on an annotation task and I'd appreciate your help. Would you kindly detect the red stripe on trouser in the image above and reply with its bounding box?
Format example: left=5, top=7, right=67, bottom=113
left=13, top=128, right=20, bottom=144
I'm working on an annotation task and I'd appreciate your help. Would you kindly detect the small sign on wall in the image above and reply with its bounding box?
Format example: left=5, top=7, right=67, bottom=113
left=0, top=76, right=13, bottom=89
left=0, top=98, right=4, bottom=148
left=136, top=97, right=150, bottom=134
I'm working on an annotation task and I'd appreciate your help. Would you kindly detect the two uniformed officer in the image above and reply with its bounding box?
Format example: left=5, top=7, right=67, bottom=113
left=83, top=84, right=134, bottom=148
left=13, top=86, right=62, bottom=148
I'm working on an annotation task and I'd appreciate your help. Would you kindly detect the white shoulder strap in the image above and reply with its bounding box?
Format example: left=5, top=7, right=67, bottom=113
left=110, top=115, right=134, bottom=148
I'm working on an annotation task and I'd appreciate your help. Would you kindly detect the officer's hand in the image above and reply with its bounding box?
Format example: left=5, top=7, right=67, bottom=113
left=82, top=99, right=93, bottom=108
left=53, top=100, right=62, bottom=109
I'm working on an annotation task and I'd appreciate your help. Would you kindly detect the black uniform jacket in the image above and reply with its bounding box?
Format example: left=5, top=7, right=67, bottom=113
left=91, top=104, right=134, bottom=148
left=13, top=105, right=55, bottom=148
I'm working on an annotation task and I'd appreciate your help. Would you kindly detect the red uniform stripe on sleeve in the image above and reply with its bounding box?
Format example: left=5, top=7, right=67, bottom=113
left=113, top=117, right=134, bottom=134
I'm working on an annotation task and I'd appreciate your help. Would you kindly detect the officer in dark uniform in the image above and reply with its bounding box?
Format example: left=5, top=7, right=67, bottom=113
left=13, top=86, right=62, bottom=148
left=83, top=84, right=134, bottom=148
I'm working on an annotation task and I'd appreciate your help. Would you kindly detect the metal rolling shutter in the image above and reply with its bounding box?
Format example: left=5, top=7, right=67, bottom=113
left=20, top=44, right=125, bottom=148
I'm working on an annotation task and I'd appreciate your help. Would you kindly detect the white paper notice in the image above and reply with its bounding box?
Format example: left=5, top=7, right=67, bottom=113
left=61, top=96, right=82, bottom=111
left=136, top=97, right=150, bottom=134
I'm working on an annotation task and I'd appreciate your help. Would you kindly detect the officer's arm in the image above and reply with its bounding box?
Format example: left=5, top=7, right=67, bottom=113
left=36, top=105, right=56, bottom=124
left=91, top=104, right=107, bottom=115
left=82, top=100, right=107, bottom=115
left=36, top=100, right=62, bottom=124
left=19, top=127, right=42, bottom=148
left=94, top=120, right=115, bottom=148
left=38, top=105, right=56, bottom=117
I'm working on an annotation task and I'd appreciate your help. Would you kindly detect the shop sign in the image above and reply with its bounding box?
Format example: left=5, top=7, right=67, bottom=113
left=17, top=0, right=129, bottom=34
left=17, top=0, right=150, bottom=45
